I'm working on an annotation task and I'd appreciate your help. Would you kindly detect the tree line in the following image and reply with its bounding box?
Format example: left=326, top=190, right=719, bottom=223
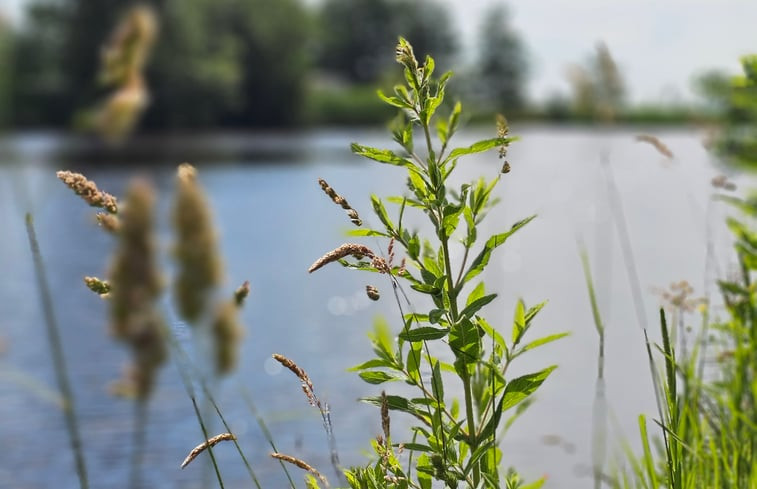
left=0, top=0, right=528, bottom=129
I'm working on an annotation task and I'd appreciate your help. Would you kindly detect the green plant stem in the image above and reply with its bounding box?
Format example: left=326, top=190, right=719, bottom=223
left=25, top=213, right=90, bottom=489
left=441, top=233, right=479, bottom=485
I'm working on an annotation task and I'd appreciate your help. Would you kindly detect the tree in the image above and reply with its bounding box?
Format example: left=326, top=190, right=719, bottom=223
left=567, top=43, right=625, bottom=122
left=0, top=17, right=13, bottom=126
left=317, top=0, right=456, bottom=83
left=473, top=3, right=528, bottom=112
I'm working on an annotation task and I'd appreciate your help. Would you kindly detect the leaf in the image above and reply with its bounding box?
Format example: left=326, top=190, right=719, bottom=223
left=358, top=371, right=402, bottom=384
left=371, top=195, right=394, bottom=231
left=466, top=282, right=486, bottom=306
left=431, top=360, right=444, bottom=402
left=344, top=228, right=390, bottom=238
left=398, top=327, right=449, bottom=342
left=449, top=317, right=481, bottom=371
left=476, top=316, right=506, bottom=354
left=501, top=366, right=557, bottom=411
left=447, top=137, right=517, bottom=160
left=519, top=332, right=570, bottom=354
left=512, top=298, right=526, bottom=344
left=461, top=293, right=497, bottom=319
left=406, top=342, right=422, bottom=383
left=348, top=359, right=396, bottom=371
left=377, top=90, right=413, bottom=110
left=460, top=215, right=536, bottom=287
left=351, top=143, right=413, bottom=167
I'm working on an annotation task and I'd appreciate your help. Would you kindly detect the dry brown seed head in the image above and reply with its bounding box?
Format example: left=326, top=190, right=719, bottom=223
left=636, top=134, right=674, bottom=159
left=308, top=243, right=376, bottom=273
left=366, top=285, right=380, bottom=301
left=181, top=433, right=237, bottom=469
left=57, top=170, right=119, bottom=214
left=270, top=453, right=329, bottom=487
left=273, top=354, right=319, bottom=407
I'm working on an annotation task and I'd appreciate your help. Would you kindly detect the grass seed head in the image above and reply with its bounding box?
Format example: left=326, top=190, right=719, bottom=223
left=57, top=170, right=119, bottom=214
left=172, top=163, right=223, bottom=323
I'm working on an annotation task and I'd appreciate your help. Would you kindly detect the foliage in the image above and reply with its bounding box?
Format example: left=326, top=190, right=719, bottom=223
left=311, top=38, right=563, bottom=488
left=604, top=186, right=757, bottom=489
left=316, top=0, right=456, bottom=84
left=567, top=43, right=625, bottom=122
left=707, top=56, right=757, bottom=168
left=0, top=17, right=12, bottom=127
left=466, top=4, right=528, bottom=113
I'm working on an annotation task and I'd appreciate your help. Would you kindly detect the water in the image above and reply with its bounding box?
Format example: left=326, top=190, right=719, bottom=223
left=0, top=127, right=746, bottom=488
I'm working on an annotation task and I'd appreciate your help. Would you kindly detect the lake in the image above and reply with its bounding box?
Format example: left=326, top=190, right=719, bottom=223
left=0, top=126, right=745, bottom=488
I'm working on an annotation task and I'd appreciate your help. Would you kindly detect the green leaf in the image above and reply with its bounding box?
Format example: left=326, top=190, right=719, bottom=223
left=377, top=90, right=413, bottom=109
left=461, top=293, right=497, bottom=319
left=476, top=316, right=506, bottom=354
left=406, top=342, right=422, bottom=383
left=398, top=327, right=449, bottom=342
left=449, top=317, right=481, bottom=370
left=351, top=143, right=413, bottom=167
left=460, top=215, right=536, bottom=287
left=525, top=300, right=547, bottom=325
left=359, top=371, right=402, bottom=384
left=400, top=443, right=433, bottom=452
left=519, top=332, right=570, bottom=354
left=447, top=136, right=517, bottom=160
left=344, top=228, right=390, bottom=238
left=466, top=282, right=486, bottom=306
left=431, top=360, right=444, bottom=402
left=501, top=366, right=557, bottom=411
left=371, top=195, right=394, bottom=232
left=348, top=359, right=396, bottom=371
left=512, top=298, right=526, bottom=344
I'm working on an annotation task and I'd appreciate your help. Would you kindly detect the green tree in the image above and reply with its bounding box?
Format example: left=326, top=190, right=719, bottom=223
left=317, top=0, right=456, bottom=83
left=11, top=0, right=70, bottom=125
left=0, top=17, right=13, bottom=126
left=567, top=43, right=625, bottom=122
left=472, top=4, right=528, bottom=112
left=144, top=0, right=243, bottom=128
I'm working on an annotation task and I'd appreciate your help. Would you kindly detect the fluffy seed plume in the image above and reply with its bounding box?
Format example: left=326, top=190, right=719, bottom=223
left=57, top=170, right=118, bottom=214
left=181, top=433, right=237, bottom=469
left=366, top=285, right=380, bottom=301
left=172, top=163, right=223, bottom=323
left=318, top=178, right=362, bottom=226
left=270, top=453, right=329, bottom=488
left=273, top=354, right=319, bottom=407
left=108, top=179, right=166, bottom=399
left=308, top=243, right=376, bottom=273
left=84, top=276, right=111, bottom=296
left=636, top=134, right=674, bottom=159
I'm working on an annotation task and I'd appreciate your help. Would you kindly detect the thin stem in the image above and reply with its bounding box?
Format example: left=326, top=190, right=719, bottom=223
left=129, top=400, right=148, bottom=489
left=25, top=213, right=90, bottom=489
left=239, top=386, right=297, bottom=489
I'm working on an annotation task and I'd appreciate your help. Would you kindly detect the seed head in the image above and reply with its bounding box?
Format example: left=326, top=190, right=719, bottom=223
left=172, top=163, right=223, bottom=323
left=57, top=170, right=119, bottom=214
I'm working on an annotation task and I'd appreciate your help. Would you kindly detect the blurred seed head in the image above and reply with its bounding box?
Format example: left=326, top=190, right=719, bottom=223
left=172, top=163, right=223, bottom=324
left=107, top=179, right=166, bottom=399
left=57, top=170, right=119, bottom=214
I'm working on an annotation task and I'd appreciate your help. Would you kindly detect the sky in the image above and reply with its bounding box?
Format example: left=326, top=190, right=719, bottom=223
left=2, top=0, right=755, bottom=104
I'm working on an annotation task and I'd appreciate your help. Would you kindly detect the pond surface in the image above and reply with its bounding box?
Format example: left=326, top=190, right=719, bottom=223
left=0, top=126, right=746, bottom=488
